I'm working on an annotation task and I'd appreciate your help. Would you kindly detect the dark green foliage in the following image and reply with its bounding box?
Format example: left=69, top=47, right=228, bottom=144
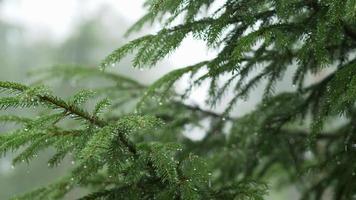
left=1, top=0, right=356, bottom=199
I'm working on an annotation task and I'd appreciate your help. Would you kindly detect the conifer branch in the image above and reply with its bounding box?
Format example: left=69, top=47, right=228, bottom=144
left=3, top=0, right=356, bottom=199
left=40, top=95, right=107, bottom=127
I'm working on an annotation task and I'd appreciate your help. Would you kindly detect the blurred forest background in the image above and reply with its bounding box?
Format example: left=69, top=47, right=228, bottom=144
left=0, top=0, right=312, bottom=199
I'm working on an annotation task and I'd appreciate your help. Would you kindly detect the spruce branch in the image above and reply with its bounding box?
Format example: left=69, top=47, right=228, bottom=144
left=2, top=0, right=356, bottom=199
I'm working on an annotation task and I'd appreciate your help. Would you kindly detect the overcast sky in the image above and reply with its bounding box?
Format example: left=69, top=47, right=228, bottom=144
left=0, top=0, right=144, bottom=39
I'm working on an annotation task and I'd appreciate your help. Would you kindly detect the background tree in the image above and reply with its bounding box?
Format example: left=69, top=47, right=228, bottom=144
left=0, top=0, right=355, bottom=199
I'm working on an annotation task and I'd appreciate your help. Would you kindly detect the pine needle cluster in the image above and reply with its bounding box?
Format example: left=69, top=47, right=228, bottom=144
left=1, top=0, right=356, bottom=199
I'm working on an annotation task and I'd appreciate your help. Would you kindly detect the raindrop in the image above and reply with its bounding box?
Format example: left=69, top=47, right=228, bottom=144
left=84, top=165, right=87, bottom=169
left=222, top=117, right=226, bottom=121
left=11, top=165, right=15, bottom=169
left=71, top=161, right=75, bottom=165
left=304, top=150, right=313, bottom=160
left=71, top=177, right=74, bottom=181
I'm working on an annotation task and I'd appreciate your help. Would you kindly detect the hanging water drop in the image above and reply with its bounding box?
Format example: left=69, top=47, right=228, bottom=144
left=208, top=172, right=212, bottom=187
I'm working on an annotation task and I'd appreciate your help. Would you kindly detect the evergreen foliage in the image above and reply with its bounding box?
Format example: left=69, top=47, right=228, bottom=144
left=1, top=0, right=356, bottom=199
